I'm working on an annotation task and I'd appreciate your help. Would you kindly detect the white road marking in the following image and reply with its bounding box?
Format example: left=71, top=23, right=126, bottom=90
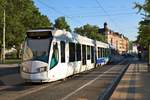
left=13, top=84, right=51, bottom=100
left=0, top=86, right=12, bottom=91
left=61, top=60, right=125, bottom=100
left=12, top=81, right=61, bottom=100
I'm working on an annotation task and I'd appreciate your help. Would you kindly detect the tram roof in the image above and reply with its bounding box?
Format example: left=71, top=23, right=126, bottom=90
left=27, top=29, right=52, bottom=32
left=26, top=29, right=109, bottom=48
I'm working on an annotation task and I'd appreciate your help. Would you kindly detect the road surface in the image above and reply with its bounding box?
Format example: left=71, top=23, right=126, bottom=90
left=0, top=58, right=130, bottom=100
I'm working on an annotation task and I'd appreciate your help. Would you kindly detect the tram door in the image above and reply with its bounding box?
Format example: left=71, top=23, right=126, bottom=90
left=82, top=45, right=86, bottom=65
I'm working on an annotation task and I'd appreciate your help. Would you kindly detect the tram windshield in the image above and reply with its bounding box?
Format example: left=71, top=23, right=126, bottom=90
left=23, top=39, right=51, bottom=63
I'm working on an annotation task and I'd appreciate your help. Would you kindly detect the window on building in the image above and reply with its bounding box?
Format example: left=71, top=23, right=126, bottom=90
left=87, top=45, right=90, bottom=60
left=76, top=43, right=81, bottom=61
left=60, top=41, right=65, bottom=63
left=69, top=42, right=75, bottom=62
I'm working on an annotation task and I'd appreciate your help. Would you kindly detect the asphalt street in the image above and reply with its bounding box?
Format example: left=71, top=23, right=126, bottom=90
left=0, top=58, right=130, bottom=100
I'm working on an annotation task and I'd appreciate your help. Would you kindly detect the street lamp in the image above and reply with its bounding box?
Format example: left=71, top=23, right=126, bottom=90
left=2, top=9, right=5, bottom=63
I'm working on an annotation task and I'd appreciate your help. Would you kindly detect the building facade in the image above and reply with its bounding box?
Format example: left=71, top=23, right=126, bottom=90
left=99, top=23, right=129, bottom=54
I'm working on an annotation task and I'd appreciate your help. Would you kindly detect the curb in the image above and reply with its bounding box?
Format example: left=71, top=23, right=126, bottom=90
left=97, top=63, right=129, bottom=100
left=0, top=64, right=19, bottom=68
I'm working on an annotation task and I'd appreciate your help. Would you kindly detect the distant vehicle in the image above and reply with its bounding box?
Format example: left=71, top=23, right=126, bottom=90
left=20, top=29, right=114, bottom=82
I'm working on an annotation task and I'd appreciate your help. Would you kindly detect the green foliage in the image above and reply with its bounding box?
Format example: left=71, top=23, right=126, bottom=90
left=74, top=24, right=106, bottom=42
left=135, top=0, right=150, bottom=49
left=6, top=52, right=17, bottom=59
left=54, top=16, right=71, bottom=32
left=0, top=0, right=52, bottom=49
left=128, top=41, right=133, bottom=50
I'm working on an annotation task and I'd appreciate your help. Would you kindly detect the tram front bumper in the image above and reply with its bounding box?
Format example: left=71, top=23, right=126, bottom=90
left=21, top=71, right=49, bottom=82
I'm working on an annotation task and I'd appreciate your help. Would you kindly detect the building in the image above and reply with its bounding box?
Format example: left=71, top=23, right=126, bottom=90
left=99, top=22, right=129, bottom=54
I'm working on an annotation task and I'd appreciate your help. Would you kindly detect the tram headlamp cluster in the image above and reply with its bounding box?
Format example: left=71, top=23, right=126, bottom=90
left=22, top=66, right=29, bottom=72
left=22, top=67, right=26, bottom=72
left=37, top=66, right=47, bottom=72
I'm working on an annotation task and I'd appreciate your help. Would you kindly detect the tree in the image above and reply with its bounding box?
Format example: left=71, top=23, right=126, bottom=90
left=128, top=41, right=133, bottom=51
left=0, top=0, right=53, bottom=58
left=74, top=24, right=106, bottom=42
left=54, top=16, right=71, bottom=32
left=135, top=0, right=150, bottom=49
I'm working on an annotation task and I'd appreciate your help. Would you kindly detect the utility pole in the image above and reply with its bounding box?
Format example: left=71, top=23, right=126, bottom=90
left=2, top=9, right=5, bottom=63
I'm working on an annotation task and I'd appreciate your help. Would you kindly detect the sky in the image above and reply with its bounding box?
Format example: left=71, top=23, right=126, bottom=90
left=33, top=0, right=145, bottom=41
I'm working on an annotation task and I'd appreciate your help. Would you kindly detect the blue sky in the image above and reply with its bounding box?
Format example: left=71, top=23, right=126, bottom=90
left=33, top=0, right=144, bottom=41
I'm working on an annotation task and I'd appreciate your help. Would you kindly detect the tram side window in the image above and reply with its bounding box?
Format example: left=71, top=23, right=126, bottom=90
left=69, top=42, right=75, bottom=62
left=98, top=47, right=100, bottom=58
left=87, top=45, right=90, bottom=60
left=105, top=49, right=106, bottom=56
left=97, top=47, right=100, bottom=58
left=82, top=45, right=86, bottom=65
left=106, top=48, right=108, bottom=57
left=101, top=48, right=103, bottom=57
left=76, top=43, right=81, bottom=61
left=50, top=43, right=59, bottom=69
left=103, top=48, right=105, bottom=57
left=106, top=49, right=108, bottom=56
left=91, top=46, right=94, bottom=63
left=60, top=41, right=65, bottom=63
left=104, top=48, right=106, bottom=57
left=108, top=49, right=110, bottom=56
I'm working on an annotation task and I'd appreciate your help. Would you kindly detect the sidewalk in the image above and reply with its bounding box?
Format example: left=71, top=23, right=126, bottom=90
left=110, top=60, right=150, bottom=100
left=0, top=64, right=19, bottom=68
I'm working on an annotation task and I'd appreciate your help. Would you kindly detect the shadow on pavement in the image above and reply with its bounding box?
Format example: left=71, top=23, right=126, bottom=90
left=0, top=67, right=19, bottom=77
left=110, top=58, right=148, bottom=100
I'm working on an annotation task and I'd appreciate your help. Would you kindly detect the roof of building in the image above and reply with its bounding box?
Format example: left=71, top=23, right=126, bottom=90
left=99, top=23, right=128, bottom=40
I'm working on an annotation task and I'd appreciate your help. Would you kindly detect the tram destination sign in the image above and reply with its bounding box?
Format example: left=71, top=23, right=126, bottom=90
left=27, top=30, right=52, bottom=39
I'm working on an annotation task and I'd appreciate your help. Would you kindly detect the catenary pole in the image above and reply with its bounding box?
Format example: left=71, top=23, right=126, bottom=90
left=2, top=9, right=5, bottom=63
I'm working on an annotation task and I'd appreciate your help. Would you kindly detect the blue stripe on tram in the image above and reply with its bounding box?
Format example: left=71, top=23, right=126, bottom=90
left=96, top=58, right=105, bottom=64
left=96, top=57, right=109, bottom=64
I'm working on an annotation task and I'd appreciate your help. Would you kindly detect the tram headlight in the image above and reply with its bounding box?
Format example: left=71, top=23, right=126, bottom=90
left=22, top=67, right=25, bottom=71
left=22, top=67, right=29, bottom=72
left=37, top=66, right=47, bottom=72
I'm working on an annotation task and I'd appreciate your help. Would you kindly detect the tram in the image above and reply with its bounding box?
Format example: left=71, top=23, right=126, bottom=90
left=20, top=29, right=111, bottom=82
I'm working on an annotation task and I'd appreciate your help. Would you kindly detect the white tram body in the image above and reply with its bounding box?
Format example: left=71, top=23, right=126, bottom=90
left=20, top=29, right=110, bottom=82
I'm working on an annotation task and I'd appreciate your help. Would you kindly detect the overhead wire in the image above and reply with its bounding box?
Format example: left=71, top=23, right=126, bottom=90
left=95, top=0, right=123, bottom=32
left=36, top=0, right=82, bottom=24
left=36, top=0, right=133, bottom=33
left=67, top=12, right=136, bottom=18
